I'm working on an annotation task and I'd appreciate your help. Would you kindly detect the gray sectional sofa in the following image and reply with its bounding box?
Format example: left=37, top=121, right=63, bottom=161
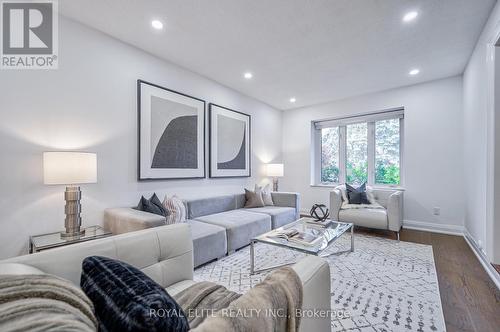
left=104, top=192, right=300, bottom=267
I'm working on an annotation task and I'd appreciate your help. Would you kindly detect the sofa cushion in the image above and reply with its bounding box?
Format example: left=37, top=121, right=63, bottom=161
left=243, top=207, right=296, bottom=229
left=195, top=210, right=271, bottom=252
left=186, top=195, right=236, bottom=219
left=187, top=220, right=227, bottom=267
left=339, top=208, right=388, bottom=229
left=81, top=256, right=189, bottom=332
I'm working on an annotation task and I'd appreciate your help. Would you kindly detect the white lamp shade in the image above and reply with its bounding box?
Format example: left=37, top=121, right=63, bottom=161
left=43, top=152, right=97, bottom=185
left=266, top=163, right=284, bottom=177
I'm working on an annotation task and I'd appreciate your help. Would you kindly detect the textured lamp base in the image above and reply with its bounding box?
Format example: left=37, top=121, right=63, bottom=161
left=61, top=186, right=85, bottom=238
left=60, top=228, right=85, bottom=239
left=273, top=177, right=279, bottom=192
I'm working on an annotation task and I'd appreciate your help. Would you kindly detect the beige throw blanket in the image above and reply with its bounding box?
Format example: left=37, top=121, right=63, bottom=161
left=175, top=281, right=242, bottom=328
left=0, top=274, right=97, bottom=332
left=176, top=267, right=303, bottom=332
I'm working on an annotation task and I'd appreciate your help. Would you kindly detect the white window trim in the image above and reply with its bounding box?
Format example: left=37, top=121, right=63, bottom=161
left=311, top=108, right=404, bottom=188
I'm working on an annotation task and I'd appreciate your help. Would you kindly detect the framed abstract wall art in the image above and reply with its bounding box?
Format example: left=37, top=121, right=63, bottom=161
left=138, top=80, right=205, bottom=180
left=209, top=103, right=251, bottom=178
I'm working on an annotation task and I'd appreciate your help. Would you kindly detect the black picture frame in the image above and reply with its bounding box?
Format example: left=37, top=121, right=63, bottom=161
left=209, top=103, right=251, bottom=178
left=137, top=79, right=206, bottom=181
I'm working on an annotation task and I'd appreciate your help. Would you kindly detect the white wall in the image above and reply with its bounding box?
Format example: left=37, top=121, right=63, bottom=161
left=0, top=17, right=283, bottom=259
left=463, top=1, right=500, bottom=263
left=281, top=76, right=464, bottom=230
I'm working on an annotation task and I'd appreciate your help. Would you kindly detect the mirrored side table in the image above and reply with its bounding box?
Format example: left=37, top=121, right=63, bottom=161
left=29, top=225, right=112, bottom=253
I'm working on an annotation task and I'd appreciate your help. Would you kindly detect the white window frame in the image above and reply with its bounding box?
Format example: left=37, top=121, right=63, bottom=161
left=311, top=108, right=404, bottom=188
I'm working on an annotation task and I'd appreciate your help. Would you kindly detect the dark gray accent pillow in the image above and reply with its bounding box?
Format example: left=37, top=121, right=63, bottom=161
left=81, top=256, right=189, bottom=332
left=346, top=183, right=371, bottom=204
left=244, top=188, right=265, bottom=208
left=136, top=194, right=169, bottom=217
left=150, top=193, right=169, bottom=216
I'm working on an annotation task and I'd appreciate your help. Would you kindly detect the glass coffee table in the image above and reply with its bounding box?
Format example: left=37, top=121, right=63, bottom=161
left=250, top=217, right=354, bottom=274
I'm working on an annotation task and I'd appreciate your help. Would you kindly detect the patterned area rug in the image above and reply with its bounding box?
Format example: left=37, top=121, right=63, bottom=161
left=194, top=233, right=446, bottom=332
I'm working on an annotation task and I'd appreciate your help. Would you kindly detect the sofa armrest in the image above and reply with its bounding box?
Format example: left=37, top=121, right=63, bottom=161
left=0, top=263, right=45, bottom=275
left=104, top=208, right=166, bottom=234
left=329, top=189, right=343, bottom=220
left=271, top=192, right=301, bottom=219
left=387, top=191, right=403, bottom=232
left=292, top=256, right=331, bottom=332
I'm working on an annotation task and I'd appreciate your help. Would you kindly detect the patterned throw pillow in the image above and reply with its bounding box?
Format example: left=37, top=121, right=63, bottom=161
left=80, top=256, right=189, bottom=332
left=255, top=184, right=274, bottom=206
left=163, top=195, right=187, bottom=224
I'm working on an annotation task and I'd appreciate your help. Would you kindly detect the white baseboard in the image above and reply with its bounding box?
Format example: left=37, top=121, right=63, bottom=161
left=403, top=219, right=464, bottom=235
left=463, top=228, right=500, bottom=291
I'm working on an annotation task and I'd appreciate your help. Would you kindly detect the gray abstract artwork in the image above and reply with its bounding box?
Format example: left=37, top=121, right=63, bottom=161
left=150, top=96, right=198, bottom=169
left=216, top=114, right=246, bottom=169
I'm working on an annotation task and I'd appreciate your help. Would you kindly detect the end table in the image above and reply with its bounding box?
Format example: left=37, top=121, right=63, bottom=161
left=29, top=225, right=112, bottom=253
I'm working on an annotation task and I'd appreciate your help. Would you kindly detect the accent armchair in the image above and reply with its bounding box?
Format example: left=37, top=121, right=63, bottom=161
left=330, top=187, right=404, bottom=240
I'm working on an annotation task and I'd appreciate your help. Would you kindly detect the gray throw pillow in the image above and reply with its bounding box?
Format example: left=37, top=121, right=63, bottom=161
left=244, top=188, right=265, bottom=208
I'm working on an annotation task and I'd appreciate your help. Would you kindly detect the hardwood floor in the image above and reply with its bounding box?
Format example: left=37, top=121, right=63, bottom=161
left=356, top=227, right=500, bottom=332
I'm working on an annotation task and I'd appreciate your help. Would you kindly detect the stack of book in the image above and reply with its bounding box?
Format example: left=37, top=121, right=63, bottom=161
left=272, top=228, right=321, bottom=246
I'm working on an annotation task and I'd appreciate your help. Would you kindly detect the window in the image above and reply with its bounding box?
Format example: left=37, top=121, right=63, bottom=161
left=375, top=119, right=400, bottom=185
left=346, top=122, right=368, bottom=185
left=321, top=127, right=340, bottom=183
left=314, top=109, right=403, bottom=187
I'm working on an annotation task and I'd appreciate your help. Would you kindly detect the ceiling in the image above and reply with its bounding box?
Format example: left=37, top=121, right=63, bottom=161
left=59, top=0, right=496, bottom=110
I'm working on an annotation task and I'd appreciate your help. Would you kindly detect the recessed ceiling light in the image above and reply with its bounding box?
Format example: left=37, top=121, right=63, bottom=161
left=289, top=97, right=296, bottom=103
left=244, top=72, right=253, bottom=79
left=403, top=11, right=418, bottom=22
left=151, top=20, right=164, bottom=30
left=409, top=69, right=420, bottom=76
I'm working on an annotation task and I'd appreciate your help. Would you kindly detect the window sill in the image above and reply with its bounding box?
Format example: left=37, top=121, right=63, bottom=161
left=310, top=183, right=405, bottom=191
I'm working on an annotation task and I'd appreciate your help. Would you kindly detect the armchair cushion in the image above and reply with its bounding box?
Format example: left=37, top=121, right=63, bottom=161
left=341, top=201, right=384, bottom=210
left=338, top=208, right=388, bottom=230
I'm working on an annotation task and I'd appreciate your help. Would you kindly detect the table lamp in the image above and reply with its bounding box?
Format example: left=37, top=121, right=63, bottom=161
left=43, top=152, right=97, bottom=238
left=266, top=163, right=284, bottom=191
